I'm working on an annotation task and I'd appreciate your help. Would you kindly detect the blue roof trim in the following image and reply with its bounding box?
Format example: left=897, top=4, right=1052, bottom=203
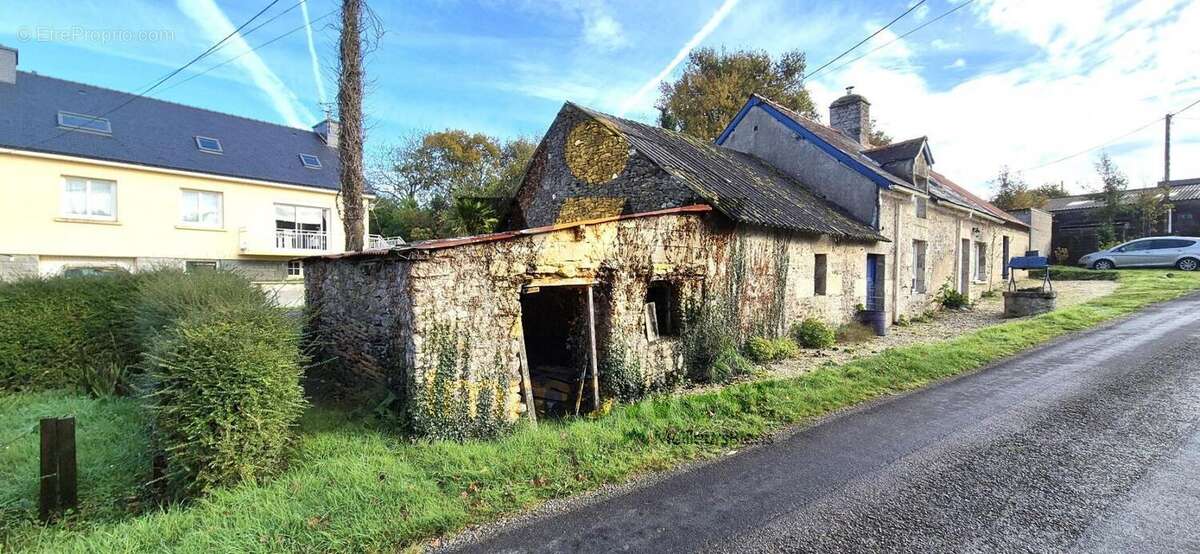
left=715, top=97, right=893, bottom=190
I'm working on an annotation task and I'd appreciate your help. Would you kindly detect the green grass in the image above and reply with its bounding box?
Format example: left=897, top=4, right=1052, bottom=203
left=5, top=269, right=1200, bottom=553
left=0, top=392, right=149, bottom=540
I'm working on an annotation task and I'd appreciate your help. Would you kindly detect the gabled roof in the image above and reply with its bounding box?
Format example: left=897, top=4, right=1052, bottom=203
left=570, top=104, right=885, bottom=241
left=718, top=94, right=1023, bottom=227
left=1043, top=179, right=1200, bottom=212
left=0, top=71, right=342, bottom=191
left=864, top=136, right=931, bottom=166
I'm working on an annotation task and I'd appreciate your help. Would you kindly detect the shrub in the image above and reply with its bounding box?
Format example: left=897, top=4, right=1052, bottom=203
left=681, top=298, right=750, bottom=383
left=744, top=337, right=776, bottom=363
left=134, top=269, right=273, bottom=345
left=935, top=283, right=971, bottom=309
left=0, top=274, right=139, bottom=391
left=790, top=318, right=835, bottom=349
left=145, top=307, right=306, bottom=499
left=1053, top=246, right=1071, bottom=265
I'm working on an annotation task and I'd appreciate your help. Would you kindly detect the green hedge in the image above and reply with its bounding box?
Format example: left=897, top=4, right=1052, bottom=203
left=134, top=269, right=274, bottom=344
left=145, top=307, right=305, bottom=499
left=790, top=318, right=835, bottom=349
left=0, top=274, right=139, bottom=391
left=1030, top=266, right=1119, bottom=281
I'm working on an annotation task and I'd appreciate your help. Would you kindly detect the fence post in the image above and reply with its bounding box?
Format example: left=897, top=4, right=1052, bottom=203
left=38, top=418, right=58, bottom=522
left=38, top=417, right=77, bottom=522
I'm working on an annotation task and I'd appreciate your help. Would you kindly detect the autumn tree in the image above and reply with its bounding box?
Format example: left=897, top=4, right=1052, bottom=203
left=657, top=47, right=816, bottom=141
left=368, top=131, right=535, bottom=240
left=1093, top=152, right=1130, bottom=248
left=989, top=167, right=1072, bottom=210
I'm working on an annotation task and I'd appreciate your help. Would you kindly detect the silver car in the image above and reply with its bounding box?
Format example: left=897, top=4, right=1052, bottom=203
left=1079, top=236, right=1200, bottom=271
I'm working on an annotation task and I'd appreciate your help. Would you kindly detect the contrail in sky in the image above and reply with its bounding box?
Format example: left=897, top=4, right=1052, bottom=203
left=618, top=0, right=740, bottom=116
left=300, top=0, right=329, bottom=106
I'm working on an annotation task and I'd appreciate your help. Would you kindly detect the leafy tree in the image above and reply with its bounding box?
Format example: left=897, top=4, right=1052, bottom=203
left=866, top=121, right=892, bottom=147
left=1093, top=152, right=1129, bottom=248
left=989, top=168, right=1072, bottom=210
left=657, top=47, right=816, bottom=141
left=1130, top=185, right=1173, bottom=237
left=368, top=130, right=535, bottom=240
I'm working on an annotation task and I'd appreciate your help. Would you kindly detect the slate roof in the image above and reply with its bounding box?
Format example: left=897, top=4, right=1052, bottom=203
left=864, top=136, right=928, bottom=166
left=570, top=104, right=886, bottom=242
left=0, top=71, right=342, bottom=191
left=745, top=95, right=1025, bottom=227
left=1043, top=179, right=1200, bottom=212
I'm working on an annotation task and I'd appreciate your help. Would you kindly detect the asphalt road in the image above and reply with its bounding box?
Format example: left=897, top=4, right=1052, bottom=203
left=448, top=294, right=1200, bottom=553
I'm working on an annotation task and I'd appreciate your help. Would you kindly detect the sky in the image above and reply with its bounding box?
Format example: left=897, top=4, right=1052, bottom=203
left=2, top=0, right=1198, bottom=198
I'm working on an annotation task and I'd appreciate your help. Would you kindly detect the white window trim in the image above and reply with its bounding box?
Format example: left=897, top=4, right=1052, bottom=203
left=974, top=241, right=988, bottom=282
left=179, top=188, right=224, bottom=228
left=60, top=176, right=117, bottom=221
left=274, top=203, right=330, bottom=232
left=286, top=260, right=304, bottom=279
left=195, top=136, right=223, bottom=154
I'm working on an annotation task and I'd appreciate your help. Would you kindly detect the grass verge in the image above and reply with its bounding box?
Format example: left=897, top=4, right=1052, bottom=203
left=6, top=269, right=1200, bottom=553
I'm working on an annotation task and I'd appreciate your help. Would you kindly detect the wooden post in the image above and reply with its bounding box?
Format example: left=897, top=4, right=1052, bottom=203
left=517, top=331, right=537, bottom=426
left=587, top=285, right=600, bottom=412
left=38, top=417, right=77, bottom=522
left=38, top=419, right=58, bottom=522
left=57, top=418, right=77, bottom=512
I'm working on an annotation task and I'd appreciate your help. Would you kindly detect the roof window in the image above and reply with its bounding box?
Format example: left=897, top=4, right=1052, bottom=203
left=195, top=136, right=223, bottom=154
left=299, top=153, right=322, bottom=169
left=57, top=111, right=111, bottom=135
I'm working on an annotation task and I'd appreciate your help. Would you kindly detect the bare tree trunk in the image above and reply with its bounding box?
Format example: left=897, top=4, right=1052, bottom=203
left=338, top=0, right=366, bottom=252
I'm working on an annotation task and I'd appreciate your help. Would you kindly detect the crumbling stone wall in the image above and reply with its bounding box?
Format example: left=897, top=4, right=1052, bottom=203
left=508, top=104, right=699, bottom=229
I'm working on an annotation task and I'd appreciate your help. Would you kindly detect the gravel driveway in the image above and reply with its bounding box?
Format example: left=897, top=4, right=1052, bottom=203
left=769, top=279, right=1118, bottom=379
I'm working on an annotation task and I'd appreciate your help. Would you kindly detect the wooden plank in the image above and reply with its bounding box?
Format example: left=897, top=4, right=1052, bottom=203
left=56, top=418, right=77, bottom=512
left=517, top=331, right=537, bottom=426
left=39, top=418, right=58, bottom=522
left=587, top=285, right=600, bottom=412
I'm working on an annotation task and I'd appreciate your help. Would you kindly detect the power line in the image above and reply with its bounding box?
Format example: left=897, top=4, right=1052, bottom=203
left=31, top=0, right=282, bottom=147
left=160, top=5, right=340, bottom=95
left=1018, top=94, right=1200, bottom=173
left=804, top=0, right=928, bottom=82
left=819, top=0, right=976, bottom=77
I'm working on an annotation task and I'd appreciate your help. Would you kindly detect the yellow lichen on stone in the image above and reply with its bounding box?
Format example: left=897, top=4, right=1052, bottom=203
left=555, top=197, right=626, bottom=225
left=565, top=118, right=628, bottom=184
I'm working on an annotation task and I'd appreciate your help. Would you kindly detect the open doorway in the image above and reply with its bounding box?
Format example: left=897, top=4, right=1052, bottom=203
left=520, top=285, right=601, bottom=418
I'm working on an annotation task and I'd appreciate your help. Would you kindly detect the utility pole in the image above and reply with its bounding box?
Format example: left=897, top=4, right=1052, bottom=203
left=1164, top=113, right=1172, bottom=184
left=338, top=0, right=366, bottom=252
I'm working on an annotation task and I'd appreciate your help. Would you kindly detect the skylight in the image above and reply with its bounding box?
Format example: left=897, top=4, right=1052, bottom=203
left=195, top=136, right=223, bottom=154
left=57, top=111, right=111, bottom=135
left=299, top=154, right=322, bottom=169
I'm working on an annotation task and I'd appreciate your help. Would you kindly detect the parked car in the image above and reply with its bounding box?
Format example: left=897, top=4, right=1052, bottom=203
left=1078, top=237, right=1200, bottom=271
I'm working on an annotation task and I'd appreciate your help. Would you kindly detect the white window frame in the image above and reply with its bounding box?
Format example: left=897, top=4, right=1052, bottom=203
left=286, top=260, right=304, bottom=279
left=60, top=177, right=117, bottom=221
left=195, top=136, right=223, bottom=154
left=179, top=189, right=224, bottom=228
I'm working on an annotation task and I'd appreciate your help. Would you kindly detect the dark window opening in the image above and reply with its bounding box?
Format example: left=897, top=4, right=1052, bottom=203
left=520, top=286, right=602, bottom=418
left=814, top=254, right=828, bottom=296
left=185, top=260, right=218, bottom=273
left=644, top=281, right=681, bottom=339
left=915, top=196, right=928, bottom=219
left=1002, top=236, right=1011, bottom=278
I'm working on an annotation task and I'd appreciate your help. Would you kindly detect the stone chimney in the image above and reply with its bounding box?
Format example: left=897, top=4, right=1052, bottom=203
left=829, top=86, right=870, bottom=146
left=313, top=118, right=339, bottom=149
left=0, top=45, right=17, bottom=85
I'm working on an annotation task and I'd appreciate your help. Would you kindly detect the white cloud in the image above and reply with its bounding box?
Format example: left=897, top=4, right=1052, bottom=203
left=619, top=0, right=741, bottom=116
left=912, top=2, right=931, bottom=21
left=582, top=10, right=627, bottom=51
left=809, top=0, right=1200, bottom=197
left=176, top=0, right=314, bottom=128
left=946, top=57, right=967, bottom=69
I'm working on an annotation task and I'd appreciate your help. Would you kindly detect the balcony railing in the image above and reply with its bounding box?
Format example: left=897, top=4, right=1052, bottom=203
left=275, top=229, right=329, bottom=250
left=367, top=234, right=407, bottom=250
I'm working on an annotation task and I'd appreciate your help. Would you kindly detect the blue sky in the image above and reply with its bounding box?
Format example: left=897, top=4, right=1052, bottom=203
left=2, top=0, right=1198, bottom=196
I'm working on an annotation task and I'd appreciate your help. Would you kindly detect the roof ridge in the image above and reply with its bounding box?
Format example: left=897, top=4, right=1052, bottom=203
left=18, top=70, right=322, bottom=136
left=864, top=136, right=927, bottom=152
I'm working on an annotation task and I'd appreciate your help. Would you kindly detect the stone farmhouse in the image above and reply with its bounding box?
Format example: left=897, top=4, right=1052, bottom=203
left=305, top=90, right=1030, bottom=434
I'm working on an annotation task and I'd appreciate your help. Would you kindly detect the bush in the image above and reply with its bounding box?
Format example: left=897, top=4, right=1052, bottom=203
left=790, top=318, right=835, bottom=349
left=744, top=336, right=798, bottom=363
left=134, top=269, right=273, bottom=345
left=681, top=298, right=751, bottom=383
left=936, top=283, right=971, bottom=309
left=145, top=307, right=306, bottom=499
left=1030, top=266, right=1118, bottom=281
left=0, top=274, right=139, bottom=391
left=836, top=322, right=876, bottom=344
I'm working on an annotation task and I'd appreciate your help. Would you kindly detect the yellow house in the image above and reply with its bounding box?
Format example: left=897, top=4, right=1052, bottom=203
left=0, top=45, right=373, bottom=303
